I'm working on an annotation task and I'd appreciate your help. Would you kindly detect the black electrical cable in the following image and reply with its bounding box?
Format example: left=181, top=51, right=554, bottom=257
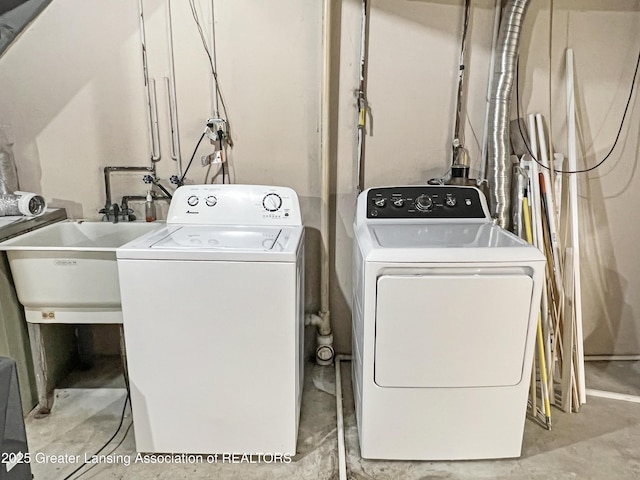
left=61, top=393, right=130, bottom=480
left=189, top=0, right=214, bottom=76
left=179, top=132, right=206, bottom=185
left=69, top=422, right=134, bottom=479
left=217, top=133, right=225, bottom=184
left=516, top=50, right=640, bottom=174
left=189, top=0, right=233, bottom=147
left=107, top=421, right=134, bottom=456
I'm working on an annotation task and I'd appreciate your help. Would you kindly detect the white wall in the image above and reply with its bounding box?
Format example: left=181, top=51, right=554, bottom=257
left=0, top=0, right=149, bottom=218
left=509, top=0, right=640, bottom=355
left=1, top=0, right=639, bottom=355
left=549, top=1, right=640, bottom=355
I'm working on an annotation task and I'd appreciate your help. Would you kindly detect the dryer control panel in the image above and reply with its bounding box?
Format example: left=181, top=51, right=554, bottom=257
left=366, top=186, right=488, bottom=219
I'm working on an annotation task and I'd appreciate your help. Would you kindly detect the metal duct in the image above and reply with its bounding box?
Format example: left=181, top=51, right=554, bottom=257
left=486, top=0, right=530, bottom=227
left=0, top=192, right=46, bottom=216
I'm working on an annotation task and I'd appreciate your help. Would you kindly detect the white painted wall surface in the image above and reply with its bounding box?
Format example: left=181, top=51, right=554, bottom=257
left=1, top=0, right=639, bottom=355
left=0, top=0, right=149, bottom=218
left=549, top=1, right=640, bottom=355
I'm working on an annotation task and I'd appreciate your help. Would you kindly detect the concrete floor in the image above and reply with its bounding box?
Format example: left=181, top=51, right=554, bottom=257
left=24, top=358, right=640, bottom=479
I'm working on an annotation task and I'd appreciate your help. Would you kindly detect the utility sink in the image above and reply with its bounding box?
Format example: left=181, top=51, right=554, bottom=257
left=0, top=220, right=161, bottom=324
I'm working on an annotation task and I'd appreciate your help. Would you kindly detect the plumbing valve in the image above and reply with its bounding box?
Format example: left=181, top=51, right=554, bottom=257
left=142, top=174, right=154, bottom=184
left=169, top=175, right=180, bottom=185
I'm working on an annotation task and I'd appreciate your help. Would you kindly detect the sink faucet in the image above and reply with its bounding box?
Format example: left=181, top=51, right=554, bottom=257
left=98, top=202, right=125, bottom=222
left=111, top=203, right=120, bottom=223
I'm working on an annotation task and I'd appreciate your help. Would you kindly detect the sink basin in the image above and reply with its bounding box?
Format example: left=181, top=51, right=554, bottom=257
left=0, top=220, right=161, bottom=324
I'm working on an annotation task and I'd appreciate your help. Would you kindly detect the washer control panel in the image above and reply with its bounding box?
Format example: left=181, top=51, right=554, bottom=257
left=167, top=184, right=302, bottom=226
left=366, top=186, right=488, bottom=219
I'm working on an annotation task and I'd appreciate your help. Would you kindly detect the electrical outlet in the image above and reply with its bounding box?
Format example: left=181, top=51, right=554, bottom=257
left=206, top=118, right=227, bottom=137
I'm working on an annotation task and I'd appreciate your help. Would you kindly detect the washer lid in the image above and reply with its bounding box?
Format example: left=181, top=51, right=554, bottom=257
left=150, top=226, right=282, bottom=251
left=117, top=224, right=303, bottom=262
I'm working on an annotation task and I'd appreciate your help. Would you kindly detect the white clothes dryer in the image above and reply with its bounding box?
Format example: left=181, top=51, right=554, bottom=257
left=117, top=184, right=305, bottom=455
left=352, top=185, right=545, bottom=460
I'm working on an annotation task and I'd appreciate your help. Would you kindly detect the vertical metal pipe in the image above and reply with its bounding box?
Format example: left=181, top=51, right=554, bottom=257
left=479, top=0, right=503, bottom=184
left=486, top=0, right=531, bottom=227
left=452, top=0, right=472, bottom=164
left=306, top=0, right=335, bottom=365
left=210, top=0, right=220, bottom=119
left=320, top=0, right=332, bottom=322
left=138, top=0, right=161, bottom=162
left=167, top=1, right=183, bottom=173
left=356, top=0, right=370, bottom=194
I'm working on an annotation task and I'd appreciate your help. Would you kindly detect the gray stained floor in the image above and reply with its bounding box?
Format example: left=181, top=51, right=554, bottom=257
left=24, top=358, right=640, bottom=479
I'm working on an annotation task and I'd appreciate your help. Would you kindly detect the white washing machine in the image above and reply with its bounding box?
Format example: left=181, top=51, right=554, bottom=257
left=117, top=184, right=305, bottom=455
left=352, top=185, right=545, bottom=460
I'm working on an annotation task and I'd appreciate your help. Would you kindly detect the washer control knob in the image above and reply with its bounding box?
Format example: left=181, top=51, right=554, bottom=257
left=187, top=195, right=199, bottom=207
left=374, top=197, right=387, bottom=208
left=205, top=195, right=217, bottom=207
left=415, top=194, right=433, bottom=212
left=445, top=194, right=457, bottom=207
left=392, top=198, right=405, bottom=208
left=263, top=193, right=283, bottom=212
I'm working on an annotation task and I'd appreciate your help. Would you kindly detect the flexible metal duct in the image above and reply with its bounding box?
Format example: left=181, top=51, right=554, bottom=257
left=0, top=192, right=46, bottom=216
left=486, top=0, right=530, bottom=227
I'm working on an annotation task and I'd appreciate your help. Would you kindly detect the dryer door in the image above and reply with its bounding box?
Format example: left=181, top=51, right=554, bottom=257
left=374, top=273, right=533, bottom=388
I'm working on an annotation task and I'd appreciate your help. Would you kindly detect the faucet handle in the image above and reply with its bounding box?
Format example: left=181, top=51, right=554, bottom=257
left=98, top=207, right=111, bottom=222
left=120, top=207, right=135, bottom=222
left=110, top=203, right=121, bottom=223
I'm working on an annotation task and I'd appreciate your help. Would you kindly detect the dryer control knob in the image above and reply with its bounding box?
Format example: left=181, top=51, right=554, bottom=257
left=374, top=197, right=387, bottom=208
left=415, top=194, right=433, bottom=212
left=392, top=198, right=405, bottom=208
left=205, top=195, right=217, bottom=207
left=445, top=194, right=457, bottom=207
left=187, top=195, right=199, bottom=207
